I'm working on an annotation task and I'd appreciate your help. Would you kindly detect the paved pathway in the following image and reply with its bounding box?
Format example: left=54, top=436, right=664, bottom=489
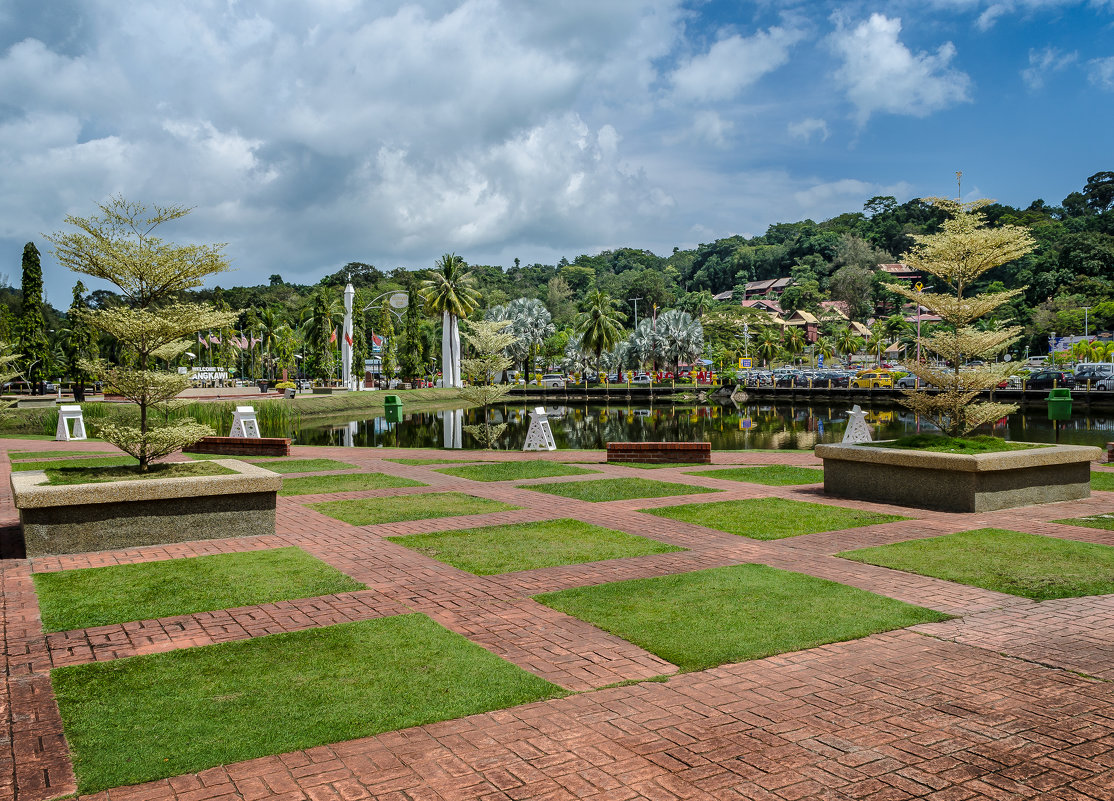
left=1, top=441, right=1113, bottom=800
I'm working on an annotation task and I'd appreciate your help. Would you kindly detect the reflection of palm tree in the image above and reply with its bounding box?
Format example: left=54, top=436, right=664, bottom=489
left=575, top=290, right=626, bottom=380
left=420, top=253, right=480, bottom=388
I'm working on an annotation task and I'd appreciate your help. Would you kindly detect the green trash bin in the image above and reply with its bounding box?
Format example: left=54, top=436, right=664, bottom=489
left=1047, top=388, right=1072, bottom=421
left=384, top=394, right=403, bottom=423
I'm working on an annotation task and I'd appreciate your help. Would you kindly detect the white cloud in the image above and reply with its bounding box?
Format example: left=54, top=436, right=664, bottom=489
left=787, top=117, right=829, bottom=143
left=830, top=13, right=972, bottom=124
left=1021, top=46, right=1077, bottom=89
left=1089, top=55, right=1114, bottom=89
left=670, top=25, right=804, bottom=103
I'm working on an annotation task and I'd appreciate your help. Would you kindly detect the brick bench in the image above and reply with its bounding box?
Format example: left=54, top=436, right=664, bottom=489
left=184, top=436, right=291, bottom=458
left=607, top=441, right=711, bottom=464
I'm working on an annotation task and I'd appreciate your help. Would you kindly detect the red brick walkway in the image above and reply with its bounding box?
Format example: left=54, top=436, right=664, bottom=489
left=2, top=441, right=1114, bottom=800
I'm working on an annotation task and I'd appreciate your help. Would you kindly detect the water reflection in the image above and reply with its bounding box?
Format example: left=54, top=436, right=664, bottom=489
left=290, top=400, right=1114, bottom=450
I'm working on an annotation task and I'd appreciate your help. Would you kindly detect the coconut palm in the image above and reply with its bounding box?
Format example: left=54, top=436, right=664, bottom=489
left=258, top=307, right=284, bottom=379
left=784, top=327, right=806, bottom=365
left=755, top=326, right=781, bottom=368
left=419, top=253, right=481, bottom=388
left=835, top=326, right=864, bottom=365
left=575, top=290, right=626, bottom=380
left=813, top=335, right=835, bottom=367
left=866, top=330, right=888, bottom=366
left=680, top=290, right=715, bottom=320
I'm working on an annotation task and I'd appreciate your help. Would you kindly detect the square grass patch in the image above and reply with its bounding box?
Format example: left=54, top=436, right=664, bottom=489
left=311, top=492, right=520, bottom=525
left=840, top=528, right=1114, bottom=601
left=33, top=547, right=366, bottom=632
left=1091, top=471, right=1114, bottom=492
left=685, top=465, right=823, bottom=486
left=44, top=461, right=235, bottom=486
left=520, top=477, right=721, bottom=503
left=435, top=460, right=599, bottom=482
left=280, top=472, right=426, bottom=496
left=7, top=450, right=114, bottom=462
left=387, top=518, right=684, bottom=575
left=11, top=455, right=138, bottom=472
left=534, top=564, right=946, bottom=672
left=52, top=615, right=564, bottom=794
left=646, top=497, right=905, bottom=540
left=247, top=457, right=358, bottom=473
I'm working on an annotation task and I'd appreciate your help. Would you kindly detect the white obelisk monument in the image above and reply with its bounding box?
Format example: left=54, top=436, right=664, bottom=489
left=342, top=282, right=355, bottom=390
left=442, top=311, right=462, bottom=388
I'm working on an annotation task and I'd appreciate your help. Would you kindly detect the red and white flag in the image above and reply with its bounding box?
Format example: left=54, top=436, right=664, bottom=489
left=329, top=327, right=338, bottom=345
left=344, top=331, right=353, bottom=347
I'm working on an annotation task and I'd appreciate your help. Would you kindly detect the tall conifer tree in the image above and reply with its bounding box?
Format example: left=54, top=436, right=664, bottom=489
left=18, top=242, right=49, bottom=394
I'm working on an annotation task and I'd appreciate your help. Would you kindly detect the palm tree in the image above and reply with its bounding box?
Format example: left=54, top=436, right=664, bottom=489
left=505, top=297, right=554, bottom=380
left=866, top=330, right=888, bottom=366
left=627, top=318, right=663, bottom=372
left=657, top=309, right=703, bottom=374
left=784, top=327, right=805, bottom=365
left=419, top=253, right=480, bottom=388
left=575, top=290, right=626, bottom=380
left=835, top=326, right=864, bottom=367
left=813, top=335, right=835, bottom=367
left=755, top=327, right=781, bottom=368
left=680, top=290, right=715, bottom=320
left=258, top=307, right=284, bottom=379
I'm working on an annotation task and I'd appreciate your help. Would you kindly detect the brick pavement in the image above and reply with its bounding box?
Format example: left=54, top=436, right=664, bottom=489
left=1, top=440, right=1113, bottom=800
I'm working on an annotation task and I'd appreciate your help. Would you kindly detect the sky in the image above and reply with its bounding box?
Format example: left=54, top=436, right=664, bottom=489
left=1, top=0, right=1112, bottom=305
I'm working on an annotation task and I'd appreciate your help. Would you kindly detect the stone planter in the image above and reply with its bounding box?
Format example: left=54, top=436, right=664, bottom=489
left=815, top=442, right=1101, bottom=513
left=11, top=459, right=282, bottom=557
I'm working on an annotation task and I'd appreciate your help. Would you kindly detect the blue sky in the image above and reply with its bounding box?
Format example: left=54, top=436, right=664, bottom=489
left=0, top=0, right=1111, bottom=304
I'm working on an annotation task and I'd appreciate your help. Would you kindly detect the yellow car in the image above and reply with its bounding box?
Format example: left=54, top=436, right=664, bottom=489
left=850, top=370, right=894, bottom=389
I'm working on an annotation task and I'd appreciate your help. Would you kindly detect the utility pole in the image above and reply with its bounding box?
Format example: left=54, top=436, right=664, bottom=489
left=629, top=297, right=643, bottom=328
left=1084, top=306, right=1091, bottom=338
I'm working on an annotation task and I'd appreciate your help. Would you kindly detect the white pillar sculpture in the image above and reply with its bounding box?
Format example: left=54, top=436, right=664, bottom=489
left=442, top=310, right=462, bottom=388
left=342, top=282, right=355, bottom=390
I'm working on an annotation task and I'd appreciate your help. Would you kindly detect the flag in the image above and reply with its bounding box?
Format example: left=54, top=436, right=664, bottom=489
left=344, top=330, right=353, bottom=348
left=209, top=333, right=221, bottom=345
left=330, top=327, right=338, bottom=345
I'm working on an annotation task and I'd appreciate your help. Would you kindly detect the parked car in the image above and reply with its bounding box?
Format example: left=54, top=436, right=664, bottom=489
left=850, top=369, right=894, bottom=389
left=1025, top=370, right=1075, bottom=390
left=539, top=373, right=566, bottom=388
left=631, top=373, right=653, bottom=385
left=812, top=371, right=849, bottom=388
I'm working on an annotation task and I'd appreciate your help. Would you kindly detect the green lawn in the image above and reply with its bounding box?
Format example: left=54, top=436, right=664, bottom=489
left=279, top=472, right=426, bottom=496
left=43, top=461, right=235, bottom=486
left=7, top=450, right=114, bottom=461
left=685, top=465, right=823, bottom=485
left=52, top=615, right=564, bottom=794
left=520, top=477, right=721, bottom=502
left=435, top=460, right=599, bottom=482
left=1057, top=512, right=1114, bottom=530
left=311, top=492, right=520, bottom=525
left=534, top=564, right=946, bottom=672
left=840, top=528, right=1114, bottom=601
left=646, top=497, right=905, bottom=540
left=387, top=519, right=684, bottom=575
left=1091, top=471, right=1114, bottom=491
left=247, top=458, right=358, bottom=473
left=34, top=547, right=366, bottom=632
left=11, top=455, right=137, bottom=472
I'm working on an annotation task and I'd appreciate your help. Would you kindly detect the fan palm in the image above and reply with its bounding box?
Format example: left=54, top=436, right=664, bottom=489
left=657, top=309, right=704, bottom=374
left=419, top=253, right=481, bottom=388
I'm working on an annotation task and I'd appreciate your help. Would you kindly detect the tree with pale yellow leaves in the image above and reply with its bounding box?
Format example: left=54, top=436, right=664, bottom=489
left=46, top=197, right=238, bottom=470
left=886, top=198, right=1035, bottom=436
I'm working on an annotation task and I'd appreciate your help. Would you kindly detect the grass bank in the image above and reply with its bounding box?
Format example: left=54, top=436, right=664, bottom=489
left=0, top=388, right=469, bottom=437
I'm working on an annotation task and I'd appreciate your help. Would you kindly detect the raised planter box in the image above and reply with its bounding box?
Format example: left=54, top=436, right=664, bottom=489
left=311, top=386, right=350, bottom=395
left=815, top=442, right=1101, bottom=513
left=11, top=460, right=282, bottom=557
left=184, top=435, right=291, bottom=457
left=607, top=441, right=711, bottom=464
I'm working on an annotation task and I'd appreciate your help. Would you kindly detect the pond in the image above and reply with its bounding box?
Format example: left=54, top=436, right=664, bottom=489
left=291, top=400, right=1114, bottom=450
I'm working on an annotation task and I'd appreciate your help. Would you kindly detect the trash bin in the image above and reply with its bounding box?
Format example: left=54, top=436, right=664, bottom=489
left=259, top=380, right=268, bottom=393
left=284, top=388, right=296, bottom=399
left=384, top=394, right=403, bottom=423
left=1047, top=388, right=1072, bottom=421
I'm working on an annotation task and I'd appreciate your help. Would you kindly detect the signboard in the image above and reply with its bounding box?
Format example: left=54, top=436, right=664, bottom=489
left=817, top=355, right=824, bottom=368
left=189, top=368, right=229, bottom=381
left=739, top=418, right=753, bottom=430
left=388, top=292, right=409, bottom=310
left=738, top=357, right=752, bottom=369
